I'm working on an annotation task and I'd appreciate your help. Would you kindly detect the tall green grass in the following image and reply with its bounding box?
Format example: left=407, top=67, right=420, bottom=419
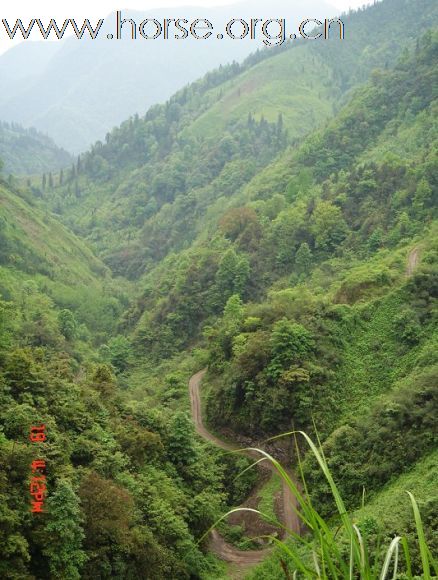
left=204, top=432, right=437, bottom=579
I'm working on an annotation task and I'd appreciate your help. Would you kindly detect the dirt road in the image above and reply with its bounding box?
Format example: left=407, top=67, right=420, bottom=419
left=189, top=370, right=300, bottom=571
left=187, top=247, right=421, bottom=574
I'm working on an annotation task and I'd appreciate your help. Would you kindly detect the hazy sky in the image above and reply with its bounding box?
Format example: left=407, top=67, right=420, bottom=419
left=0, top=0, right=371, bottom=16
left=0, top=0, right=372, bottom=54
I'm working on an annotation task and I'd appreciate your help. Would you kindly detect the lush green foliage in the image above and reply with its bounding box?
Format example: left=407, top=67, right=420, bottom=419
left=0, top=176, right=253, bottom=578
left=241, top=437, right=437, bottom=579
left=37, top=0, right=437, bottom=280
left=0, top=3, right=436, bottom=579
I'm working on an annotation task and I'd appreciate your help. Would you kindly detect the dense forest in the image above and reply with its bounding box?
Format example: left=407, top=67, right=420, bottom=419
left=0, top=0, right=436, bottom=578
left=0, top=176, right=259, bottom=578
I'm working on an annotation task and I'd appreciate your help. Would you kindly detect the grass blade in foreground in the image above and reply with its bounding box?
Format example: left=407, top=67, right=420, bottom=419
left=214, top=433, right=435, bottom=579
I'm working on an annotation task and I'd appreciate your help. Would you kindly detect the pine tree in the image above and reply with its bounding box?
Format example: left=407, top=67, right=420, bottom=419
left=295, top=242, right=313, bottom=275
left=215, top=249, right=250, bottom=305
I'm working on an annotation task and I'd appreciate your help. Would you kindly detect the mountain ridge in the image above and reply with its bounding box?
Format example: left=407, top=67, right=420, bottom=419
left=0, top=121, right=73, bottom=175
left=0, top=0, right=336, bottom=153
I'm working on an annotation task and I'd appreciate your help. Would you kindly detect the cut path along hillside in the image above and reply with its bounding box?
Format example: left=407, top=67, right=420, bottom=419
left=189, top=370, right=301, bottom=573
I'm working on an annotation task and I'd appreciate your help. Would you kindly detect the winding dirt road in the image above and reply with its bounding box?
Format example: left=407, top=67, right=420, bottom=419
left=187, top=247, right=420, bottom=574
left=189, top=370, right=300, bottom=571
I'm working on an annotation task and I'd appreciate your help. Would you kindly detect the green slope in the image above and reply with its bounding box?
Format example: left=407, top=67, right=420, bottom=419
left=121, top=30, right=436, bottom=577
left=38, top=0, right=437, bottom=280
left=0, top=180, right=123, bottom=336
left=246, top=451, right=437, bottom=579
left=0, top=182, right=106, bottom=283
left=0, top=2, right=435, bottom=578
left=0, top=121, right=72, bottom=176
left=0, top=178, right=242, bottom=580
left=184, top=43, right=336, bottom=140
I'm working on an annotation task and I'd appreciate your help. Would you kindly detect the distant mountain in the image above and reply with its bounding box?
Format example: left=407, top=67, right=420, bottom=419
left=0, top=121, right=72, bottom=175
left=0, top=0, right=335, bottom=153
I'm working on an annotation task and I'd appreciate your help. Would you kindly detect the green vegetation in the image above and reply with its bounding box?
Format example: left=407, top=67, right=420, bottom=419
left=38, top=0, right=437, bottom=279
left=0, top=175, right=257, bottom=578
left=258, top=472, right=283, bottom=525
left=0, top=121, right=72, bottom=176
left=241, top=436, right=437, bottom=579
left=0, top=0, right=436, bottom=578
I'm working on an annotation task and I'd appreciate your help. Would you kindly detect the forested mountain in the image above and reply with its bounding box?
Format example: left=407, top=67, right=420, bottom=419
left=0, top=0, right=334, bottom=153
left=205, top=27, right=437, bottom=470
left=42, top=0, right=437, bottom=279
left=1, top=0, right=437, bottom=578
left=0, top=122, right=72, bottom=175
left=0, top=175, right=256, bottom=578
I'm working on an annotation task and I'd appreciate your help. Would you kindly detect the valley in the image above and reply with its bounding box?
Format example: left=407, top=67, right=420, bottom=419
left=0, top=0, right=436, bottom=578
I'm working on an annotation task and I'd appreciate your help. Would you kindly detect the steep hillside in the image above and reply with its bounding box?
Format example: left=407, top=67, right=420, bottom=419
left=0, top=178, right=113, bottom=319
left=0, top=176, right=256, bottom=579
left=0, top=122, right=72, bottom=175
left=199, top=31, right=437, bottom=576
left=115, top=28, right=436, bottom=578
left=41, top=0, right=437, bottom=281
left=248, top=450, right=438, bottom=579
left=202, top=28, right=437, bottom=433
left=118, top=25, right=436, bottom=395
left=0, top=174, right=125, bottom=364
left=0, top=0, right=335, bottom=152
left=0, top=2, right=436, bottom=578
